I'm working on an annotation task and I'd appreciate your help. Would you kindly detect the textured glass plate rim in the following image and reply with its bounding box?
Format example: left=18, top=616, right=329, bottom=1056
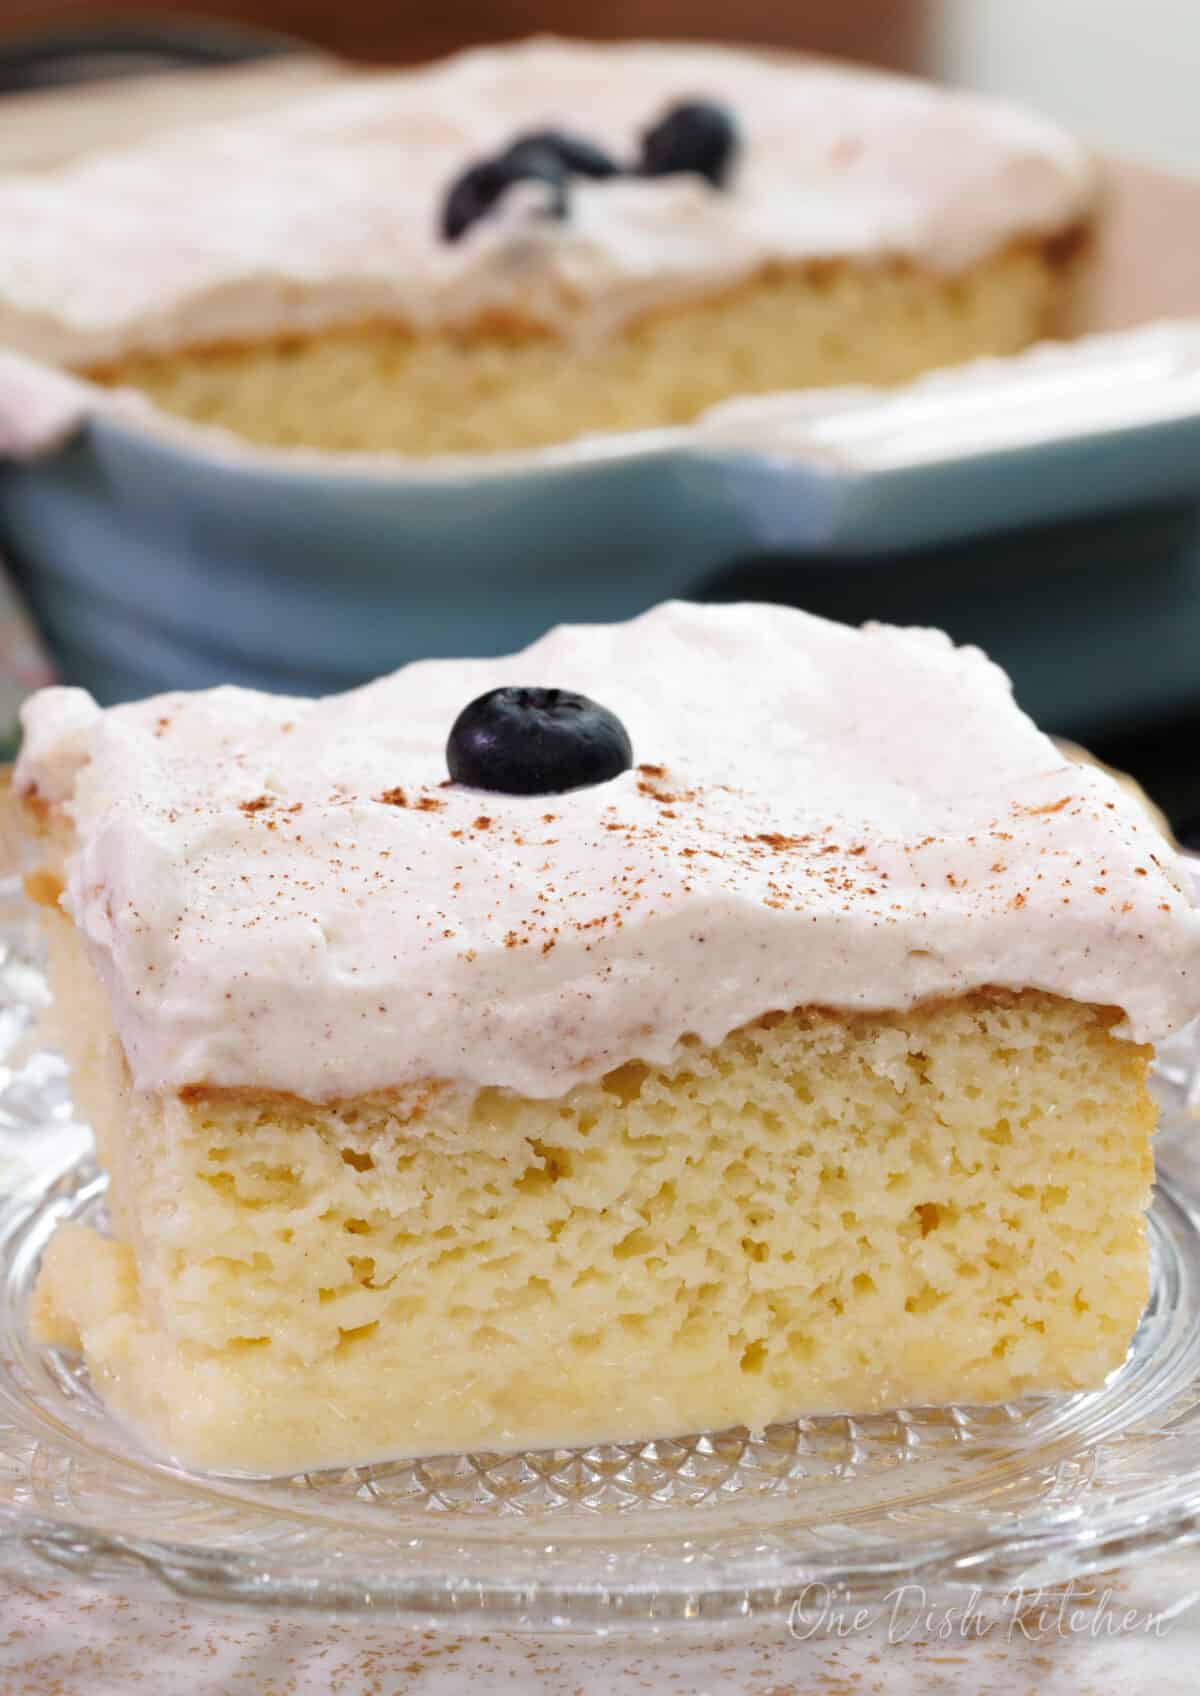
left=2, top=874, right=1200, bottom=1627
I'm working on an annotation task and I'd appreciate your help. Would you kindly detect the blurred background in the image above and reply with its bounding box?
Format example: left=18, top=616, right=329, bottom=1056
left=0, top=1, right=925, bottom=80
left=1, top=3, right=1199, bottom=827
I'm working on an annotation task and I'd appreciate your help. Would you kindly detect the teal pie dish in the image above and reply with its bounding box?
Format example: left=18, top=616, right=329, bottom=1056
left=4, top=320, right=1200, bottom=734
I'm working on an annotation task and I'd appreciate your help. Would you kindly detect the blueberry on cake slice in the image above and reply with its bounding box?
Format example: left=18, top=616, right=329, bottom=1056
left=16, top=603, right=1199, bottom=1476
left=0, top=39, right=1094, bottom=456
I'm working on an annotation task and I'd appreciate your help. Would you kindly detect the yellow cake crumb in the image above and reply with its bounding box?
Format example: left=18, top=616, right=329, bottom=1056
left=86, top=245, right=1081, bottom=458
left=35, top=897, right=1153, bottom=1475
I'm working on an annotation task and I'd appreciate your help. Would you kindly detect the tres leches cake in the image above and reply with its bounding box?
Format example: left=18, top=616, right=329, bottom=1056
left=0, top=39, right=1095, bottom=457
left=16, top=603, right=1200, bottom=1476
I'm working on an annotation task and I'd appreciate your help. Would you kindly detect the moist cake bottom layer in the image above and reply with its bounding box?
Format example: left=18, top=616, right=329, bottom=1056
left=34, top=907, right=1154, bottom=1476
left=85, top=242, right=1077, bottom=458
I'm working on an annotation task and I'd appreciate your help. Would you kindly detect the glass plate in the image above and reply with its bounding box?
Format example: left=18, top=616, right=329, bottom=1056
left=2, top=871, right=1200, bottom=1631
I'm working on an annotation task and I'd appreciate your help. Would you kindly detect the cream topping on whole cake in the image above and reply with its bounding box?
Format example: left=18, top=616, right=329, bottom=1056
left=16, top=603, right=1200, bottom=1101
left=0, top=38, right=1094, bottom=369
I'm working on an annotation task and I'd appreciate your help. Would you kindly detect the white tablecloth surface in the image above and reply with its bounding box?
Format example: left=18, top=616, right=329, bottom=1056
left=3, top=1552, right=1200, bottom=1695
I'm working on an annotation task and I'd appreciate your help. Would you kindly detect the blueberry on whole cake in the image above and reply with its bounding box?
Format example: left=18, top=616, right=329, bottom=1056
left=0, top=40, right=1094, bottom=456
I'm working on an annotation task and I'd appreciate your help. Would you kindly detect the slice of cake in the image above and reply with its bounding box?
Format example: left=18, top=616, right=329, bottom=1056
left=0, top=39, right=1094, bottom=457
left=16, top=603, right=1198, bottom=1476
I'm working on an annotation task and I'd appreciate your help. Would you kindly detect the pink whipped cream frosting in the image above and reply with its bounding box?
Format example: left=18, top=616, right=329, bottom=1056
left=15, top=602, right=1200, bottom=1101
left=0, top=38, right=1093, bottom=368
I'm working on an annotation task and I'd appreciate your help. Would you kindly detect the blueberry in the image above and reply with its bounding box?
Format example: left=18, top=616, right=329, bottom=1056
left=441, top=159, right=504, bottom=242
left=504, top=129, right=621, bottom=180
left=441, top=145, right=569, bottom=243
left=446, top=687, right=634, bottom=795
left=638, top=99, right=739, bottom=188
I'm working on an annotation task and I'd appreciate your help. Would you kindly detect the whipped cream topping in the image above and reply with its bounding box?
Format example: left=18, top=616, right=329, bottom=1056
left=0, top=38, right=1094, bottom=369
left=15, top=603, right=1200, bottom=1102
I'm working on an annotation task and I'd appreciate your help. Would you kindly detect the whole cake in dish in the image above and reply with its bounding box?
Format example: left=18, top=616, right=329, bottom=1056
left=16, top=602, right=1197, bottom=1476
left=0, top=39, right=1094, bottom=457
